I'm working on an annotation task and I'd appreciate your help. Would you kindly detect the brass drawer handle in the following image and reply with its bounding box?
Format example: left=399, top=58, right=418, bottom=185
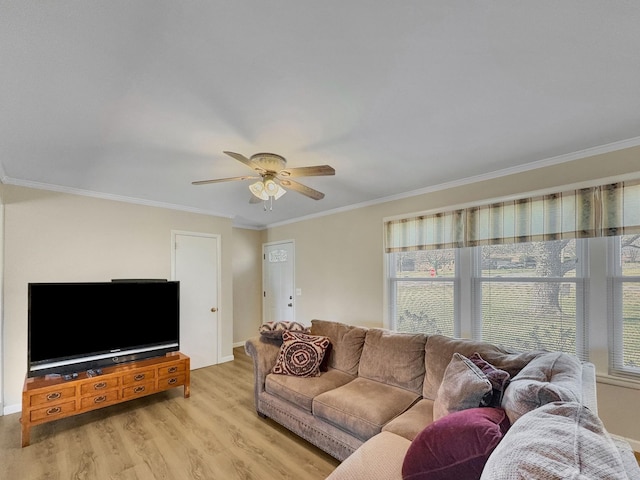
left=133, top=374, right=145, bottom=381
left=168, top=378, right=177, bottom=385
left=94, top=395, right=107, bottom=404
left=94, top=382, right=107, bottom=390
left=168, top=366, right=178, bottom=374
left=133, top=386, right=145, bottom=394
left=46, top=406, right=61, bottom=415
left=46, top=392, right=61, bottom=401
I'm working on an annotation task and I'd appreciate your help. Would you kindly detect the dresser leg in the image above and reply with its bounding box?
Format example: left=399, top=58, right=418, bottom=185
left=21, top=418, right=30, bottom=447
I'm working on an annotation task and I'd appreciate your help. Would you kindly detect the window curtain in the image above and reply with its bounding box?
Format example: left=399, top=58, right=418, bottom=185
left=385, top=179, right=640, bottom=253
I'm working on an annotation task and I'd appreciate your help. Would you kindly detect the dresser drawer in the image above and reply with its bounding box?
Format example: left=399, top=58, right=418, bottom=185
left=30, top=400, right=76, bottom=422
left=122, top=369, right=155, bottom=385
left=80, top=390, right=120, bottom=410
left=158, top=373, right=186, bottom=390
left=122, top=381, right=155, bottom=399
left=158, top=362, right=186, bottom=377
left=29, top=386, right=76, bottom=407
left=80, top=377, right=119, bottom=395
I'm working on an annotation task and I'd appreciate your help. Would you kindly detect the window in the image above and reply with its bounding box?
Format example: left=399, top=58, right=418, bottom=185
left=472, top=240, right=587, bottom=359
left=388, top=249, right=458, bottom=336
left=385, top=178, right=640, bottom=381
left=609, top=234, right=640, bottom=377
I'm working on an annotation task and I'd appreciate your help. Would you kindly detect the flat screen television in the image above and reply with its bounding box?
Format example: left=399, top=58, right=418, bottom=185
left=28, top=280, right=180, bottom=377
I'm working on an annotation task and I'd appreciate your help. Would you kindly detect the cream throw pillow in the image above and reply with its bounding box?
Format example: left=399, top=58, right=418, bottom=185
left=480, top=402, right=628, bottom=480
left=501, top=351, right=580, bottom=424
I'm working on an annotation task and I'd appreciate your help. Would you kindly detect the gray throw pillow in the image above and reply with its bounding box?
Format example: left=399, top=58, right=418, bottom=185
left=433, top=353, right=493, bottom=421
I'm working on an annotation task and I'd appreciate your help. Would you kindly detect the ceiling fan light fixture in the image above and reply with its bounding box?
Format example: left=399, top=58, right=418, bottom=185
left=249, top=177, right=286, bottom=201
left=263, top=177, right=279, bottom=196
left=249, top=181, right=269, bottom=201
left=273, top=184, right=286, bottom=199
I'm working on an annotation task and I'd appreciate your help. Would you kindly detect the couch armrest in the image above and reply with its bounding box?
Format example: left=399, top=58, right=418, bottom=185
left=244, top=336, right=281, bottom=411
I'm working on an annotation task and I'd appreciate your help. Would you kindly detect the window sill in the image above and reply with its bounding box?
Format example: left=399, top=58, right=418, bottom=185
left=596, top=373, right=640, bottom=390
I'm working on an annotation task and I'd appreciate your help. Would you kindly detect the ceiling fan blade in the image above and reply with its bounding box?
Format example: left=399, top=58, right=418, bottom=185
left=278, top=178, right=325, bottom=200
left=278, top=165, right=335, bottom=178
left=223, top=151, right=266, bottom=174
left=191, top=175, right=257, bottom=185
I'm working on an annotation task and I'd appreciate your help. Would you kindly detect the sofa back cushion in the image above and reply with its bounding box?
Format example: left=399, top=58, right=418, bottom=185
left=311, top=319, right=368, bottom=376
left=358, top=329, right=427, bottom=394
left=423, top=335, right=540, bottom=400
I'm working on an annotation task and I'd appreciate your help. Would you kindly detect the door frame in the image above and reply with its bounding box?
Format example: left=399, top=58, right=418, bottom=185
left=170, top=230, right=222, bottom=365
left=262, top=239, right=296, bottom=324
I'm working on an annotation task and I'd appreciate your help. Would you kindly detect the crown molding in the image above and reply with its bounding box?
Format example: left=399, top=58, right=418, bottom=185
left=265, top=136, right=640, bottom=229
left=3, top=177, right=234, bottom=219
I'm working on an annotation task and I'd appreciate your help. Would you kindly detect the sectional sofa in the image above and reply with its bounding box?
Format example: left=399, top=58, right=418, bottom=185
left=245, top=319, right=640, bottom=479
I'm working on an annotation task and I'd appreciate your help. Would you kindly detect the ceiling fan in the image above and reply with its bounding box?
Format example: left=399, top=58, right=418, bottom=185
left=192, top=151, right=335, bottom=205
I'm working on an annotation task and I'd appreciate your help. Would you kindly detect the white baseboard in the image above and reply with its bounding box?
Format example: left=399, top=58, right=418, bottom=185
left=3, top=403, right=21, bottom=415
left=232, top=341, right=246, bottom=349
left=219, top=354, right=234, bottom=364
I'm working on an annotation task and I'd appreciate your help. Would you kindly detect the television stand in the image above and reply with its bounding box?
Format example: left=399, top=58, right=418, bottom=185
left=20, top=352, right=190, bottom=447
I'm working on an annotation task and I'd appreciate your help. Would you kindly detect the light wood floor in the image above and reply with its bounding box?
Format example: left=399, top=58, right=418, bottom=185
left=0, top=347, right=340, bottom=480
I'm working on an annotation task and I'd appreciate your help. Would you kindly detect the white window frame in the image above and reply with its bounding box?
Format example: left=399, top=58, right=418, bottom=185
left=607, top=236, right=640, bottom=379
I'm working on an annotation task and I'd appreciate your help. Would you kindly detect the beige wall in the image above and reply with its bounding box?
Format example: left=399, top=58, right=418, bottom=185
left=232, top=227, right=264, bottom=344
left=1, top=185, right=234, bottom=411
left=264, top=145, right=640, bottom=446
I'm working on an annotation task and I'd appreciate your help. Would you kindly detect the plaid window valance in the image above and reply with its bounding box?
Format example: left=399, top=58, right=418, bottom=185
left=385, top=179, right=640, bottom=252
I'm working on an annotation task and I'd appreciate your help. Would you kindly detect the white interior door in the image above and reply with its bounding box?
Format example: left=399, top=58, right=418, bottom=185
left=263, top=241, right=295, bottom=323
left=173, top=232, right=220, bottom=370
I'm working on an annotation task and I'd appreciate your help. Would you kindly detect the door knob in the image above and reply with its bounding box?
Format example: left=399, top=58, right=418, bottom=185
left=287, top=303, right=293, bottom=307
left=211, top=307, right=218, bottom=312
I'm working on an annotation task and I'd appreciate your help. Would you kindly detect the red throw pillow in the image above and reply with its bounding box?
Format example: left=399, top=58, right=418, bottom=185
left=402, top=407, right=510, bottom=480
left=468, top=352, right=511, bottom=407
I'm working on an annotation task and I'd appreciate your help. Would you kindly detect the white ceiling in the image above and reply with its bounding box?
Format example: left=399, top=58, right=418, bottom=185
left=2, top=2, right=640, bottom=228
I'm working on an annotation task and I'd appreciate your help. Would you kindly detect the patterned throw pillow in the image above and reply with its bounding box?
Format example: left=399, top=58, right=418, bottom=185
left=271, top=331, right=331, bottom=377
left=259, top=321, right=309, bottom=340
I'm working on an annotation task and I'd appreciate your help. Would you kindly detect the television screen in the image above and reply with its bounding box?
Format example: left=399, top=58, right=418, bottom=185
left=28, top=281, right=180, bottom=377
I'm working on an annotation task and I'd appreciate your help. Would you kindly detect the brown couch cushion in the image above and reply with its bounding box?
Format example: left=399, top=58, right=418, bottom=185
left=358, top=329, right=427, bottom=395
left=382, top=398, right=435, bottom=441
left=423, top=335, right=540, bottom=400
left=265, top=368, right=356, bottom=412
left=311, top=319, right=368, bottom=375
left=313, top=377, right=420, bottom=441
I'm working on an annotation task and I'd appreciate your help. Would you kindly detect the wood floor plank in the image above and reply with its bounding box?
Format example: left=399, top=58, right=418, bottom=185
left=0, top=347, right=340, bottom=479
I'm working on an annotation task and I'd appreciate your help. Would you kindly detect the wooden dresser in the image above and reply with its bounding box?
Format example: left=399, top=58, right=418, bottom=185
left=21, top=352, right=190, bottom=447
